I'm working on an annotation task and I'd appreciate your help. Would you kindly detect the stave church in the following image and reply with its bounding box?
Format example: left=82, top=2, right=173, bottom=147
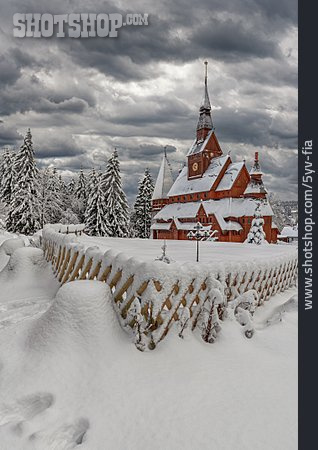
left=151, top=62, right=278, bottom=243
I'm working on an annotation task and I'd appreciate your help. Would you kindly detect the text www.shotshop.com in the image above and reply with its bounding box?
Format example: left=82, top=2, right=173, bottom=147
left=302, top=140, right=315, bottom=310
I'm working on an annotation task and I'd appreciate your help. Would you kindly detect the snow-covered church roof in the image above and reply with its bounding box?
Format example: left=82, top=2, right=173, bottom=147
left=168, top=155, right=229, bottom=197
left=279, top=226, right=298, bottom=238
left=244, top=182, right=267, bottom=195
left=215, top=162, right=245, bottom=191
left=152, top=152, right=174, bottom=200
left=154, top=198, right=273, bottom=221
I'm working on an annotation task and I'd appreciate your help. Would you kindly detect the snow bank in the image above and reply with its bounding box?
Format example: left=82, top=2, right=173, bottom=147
left=0, top=246, right=59, bottom=322
left=0, top=247, right=44, bottom=283
left=27, top=281, right=124, bottom=352
left=0, top=238, right=25, bottom=256
left=0, top=237, right=26, bottom=271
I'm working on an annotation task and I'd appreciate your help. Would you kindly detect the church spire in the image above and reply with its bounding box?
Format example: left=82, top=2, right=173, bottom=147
left=152, top=148, right=174, bottom=201
left=196, top=61, right=213, bottom=141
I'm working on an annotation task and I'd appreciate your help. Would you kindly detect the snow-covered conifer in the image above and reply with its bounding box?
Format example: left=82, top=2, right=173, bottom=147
left=101, top=150, right=129, bottom=237
left=84, top=171, right=110, bottom=236
left=68, top=177, right=76, bottom=195
left=131, top=168, right=154, bottom=238
left=38, top=167, right=64, bottom=227
left=245, top=203, right=266, bottom=245
left=6, top=129, right=40, bottom=234
left=0, top=148, right=15, bottom=206
left=75, top=169, right=87, bottom=222
left=86, top=168, right=98, bottom=201
left=76, top=169, right=87, bottom=201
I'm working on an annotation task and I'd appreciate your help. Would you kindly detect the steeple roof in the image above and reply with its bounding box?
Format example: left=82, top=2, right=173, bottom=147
left=244, top=151, right=267, bottom=195
left=197, top=61, right=213, bottom=132
left=152, top=149, right=174, bottom=200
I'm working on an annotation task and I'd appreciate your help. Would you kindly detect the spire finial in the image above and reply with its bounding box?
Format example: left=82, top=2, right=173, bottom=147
left=204, top=61, right=208, bottom=85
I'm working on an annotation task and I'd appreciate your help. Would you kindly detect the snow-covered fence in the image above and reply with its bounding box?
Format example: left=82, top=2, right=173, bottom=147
left=44, top=223, right=86, bottom=235
left=42, top=228, right=298, bottom=349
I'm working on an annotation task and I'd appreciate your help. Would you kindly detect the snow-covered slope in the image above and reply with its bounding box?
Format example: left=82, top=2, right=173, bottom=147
left=0, top=236, right=297, bottom=450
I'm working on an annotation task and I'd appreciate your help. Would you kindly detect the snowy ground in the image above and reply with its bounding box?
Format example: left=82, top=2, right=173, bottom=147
left=77, top=235, right=297, bottom=264
left=0, top=234, right=297, bottom=450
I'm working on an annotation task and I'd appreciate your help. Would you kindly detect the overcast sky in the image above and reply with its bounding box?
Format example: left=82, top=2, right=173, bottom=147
left=0, top=0, right=297, bottom=202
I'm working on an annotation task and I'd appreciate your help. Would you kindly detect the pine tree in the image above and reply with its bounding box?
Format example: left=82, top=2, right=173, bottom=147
left=75, top=169, right=87, bottom=222
left=245, top=203, right=266, bottom=245
left=57, top=173, right=79, bottom=224
left=101, top=150, right=129, bottom=237
left=76, top=169, right=87, bottom=201
left=131, top=168, right=154, bottom=238
left=6, top=129, right=40, bottom=234
left=86, top=168, right=98, bottom=201
left=38, top=167, right=64, bottom=227
left=0, top=148, right=15, bottom=206
left=68, top=177, right=76, bottom=195
left=84, top=170, right=110, bottom=236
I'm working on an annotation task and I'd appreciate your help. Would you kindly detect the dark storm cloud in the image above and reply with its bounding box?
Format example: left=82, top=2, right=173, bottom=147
left=108, top=96, right=191, bottom=126
left=35, top=135, right=86, bottom=159
left=0, top=0, right=297, bottom=200
left=0, top=123, right=22, bottom=146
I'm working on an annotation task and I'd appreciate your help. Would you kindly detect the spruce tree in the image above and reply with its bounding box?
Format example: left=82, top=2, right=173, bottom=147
left=74, top=169, right=87, bottom=223
left=6, top=129, right=40, bottom=234
left=68, top=177, right=76, bottom=195
left=57, top=173, right=79, bottom=224
left=0, top=148, right=15, bottom=206
left=245, top=203, right=266, bottom=245
left=38, top=167, right=64, bottom=227
left=76, top=169, right=87, bottom=201
left=84, top=170, right=110, bottom=236
left=101, top=150, right=129, bottom=237
left=86, top=168, right=98, bottom=202
left=131, top=168, right=154, bottom=238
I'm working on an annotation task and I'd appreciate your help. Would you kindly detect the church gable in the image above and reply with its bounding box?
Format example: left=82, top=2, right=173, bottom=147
left=168, top=155, right=229, bottom=198
left=188, top=131, right=224, bottom=179
left=214, top=162, right=250, bottom=196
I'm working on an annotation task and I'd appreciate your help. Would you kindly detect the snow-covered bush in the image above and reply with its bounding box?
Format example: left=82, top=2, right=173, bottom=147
left=245, top=203, right=266, bottom=245
left=230, top=290, right=259, bottom=338
left=127, top=298, right=148, bottom=351
left=199, top=288, right=223, bottom=343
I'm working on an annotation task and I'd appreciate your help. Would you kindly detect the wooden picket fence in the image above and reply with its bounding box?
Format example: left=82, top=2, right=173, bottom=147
left=42, top=228, right=298, bottom=347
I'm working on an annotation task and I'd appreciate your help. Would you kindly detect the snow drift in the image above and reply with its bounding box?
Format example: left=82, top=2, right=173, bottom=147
left=27, top=281, right=125, bottom=352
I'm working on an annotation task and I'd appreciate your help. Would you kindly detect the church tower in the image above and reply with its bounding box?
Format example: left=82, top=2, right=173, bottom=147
left=187, top=62, right=223, bottom=180
left=244, top=151, right=267, bottom=198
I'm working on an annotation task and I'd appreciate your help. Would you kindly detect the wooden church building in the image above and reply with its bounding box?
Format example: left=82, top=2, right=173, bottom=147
left=151, top=62, right=278, bottom=243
